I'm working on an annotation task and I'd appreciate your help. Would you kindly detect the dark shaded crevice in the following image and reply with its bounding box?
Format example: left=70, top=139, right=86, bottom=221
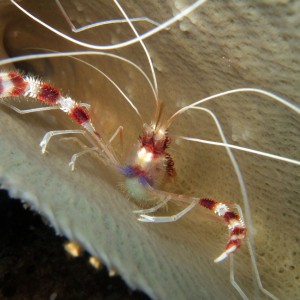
left=0, top=189, right=150, bottom=300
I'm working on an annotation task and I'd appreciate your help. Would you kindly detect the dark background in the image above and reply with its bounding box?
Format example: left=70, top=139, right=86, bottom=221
left=0, top=189, right=150, bottom=300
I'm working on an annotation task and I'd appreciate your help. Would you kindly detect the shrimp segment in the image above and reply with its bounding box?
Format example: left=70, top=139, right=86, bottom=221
left=138, top=188, right=246, bottom=262
left=199, top=199, right=246, bottom=263
left=0, top=71, right=91, bottom=125
left=0, top=71, right=119, bottom=166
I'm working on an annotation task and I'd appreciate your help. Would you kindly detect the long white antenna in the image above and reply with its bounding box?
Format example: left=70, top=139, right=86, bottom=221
left=114, top=0, right=159, bottom=104
left=178, top=136, right=300, bottom=166
left=168, top=88, right=300, bottom=126
left=10, top=0, right=207, bottom=50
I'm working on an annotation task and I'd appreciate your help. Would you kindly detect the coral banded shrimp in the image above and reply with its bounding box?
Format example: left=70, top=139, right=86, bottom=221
left=0, top=69, right=250, bottom=261
left=1, top=0, right=300, bottom=299
left=1, top=61, right=299, bottom=300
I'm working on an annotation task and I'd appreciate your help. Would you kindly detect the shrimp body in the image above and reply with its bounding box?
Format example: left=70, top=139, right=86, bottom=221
left=118, top=121, right=247, bottom=263
left=0, top=70, right=247, bottom=262
left=120, top=123, right=175, bottom=199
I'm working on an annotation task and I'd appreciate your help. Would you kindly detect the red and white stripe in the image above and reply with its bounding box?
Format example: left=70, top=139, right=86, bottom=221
left=0, top=71, right=28, bottom=97
left=199, top=198, right=247, bottom=263
left=0, top=71, right=95, bottom=132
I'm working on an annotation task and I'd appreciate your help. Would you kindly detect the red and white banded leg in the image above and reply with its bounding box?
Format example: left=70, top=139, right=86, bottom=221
left=0, top=71, right=95, bottom=131
left=0, top=71, right=119, bottom=166
left=199, top=199, right=246, bottom=263
left=138, top=189, right=246, bottom=262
